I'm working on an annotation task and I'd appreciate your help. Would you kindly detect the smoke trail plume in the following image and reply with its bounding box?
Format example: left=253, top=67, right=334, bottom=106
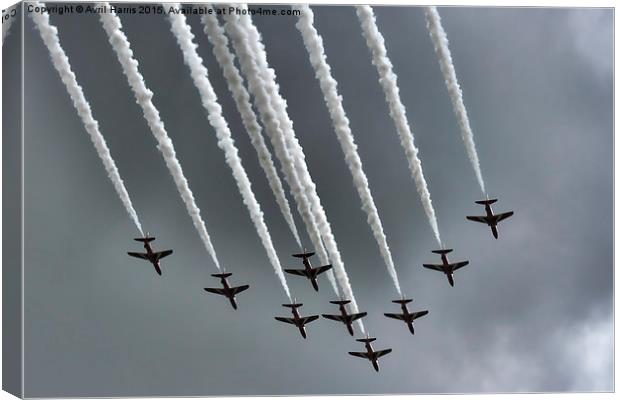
left=200, top=11, right=302, bottom=248
left=98, top=3, right=221, bottom=270
left=236, top=10, right=366, bottom=332
left=168, top=8, right=291, bottom=300
left=294, top=5, right=402, bottom=296
left=31, top=4, right=144, bottom=236
left=425, top=6, right=486, bottom=195
left=216, top=12, right=338, bottom=297
left=356, top=5, right=442, bottom=246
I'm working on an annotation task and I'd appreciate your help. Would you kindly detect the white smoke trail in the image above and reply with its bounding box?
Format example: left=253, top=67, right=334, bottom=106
left=425, top=6, right=486, bottom=195
left=200, top=11, right=302, bottom=248
left=30, top=4, right=144, bottom=236
left=236, top=10, right=366, bottom=332
left=356, top=5, right=442, bottom=246
left=168, top=7, right=291, bottom=300
left=98, top=3, right=221, bottom=270
left=217, top=13, right=339, bottom=297
left=294, top=5, right=402, bottom=296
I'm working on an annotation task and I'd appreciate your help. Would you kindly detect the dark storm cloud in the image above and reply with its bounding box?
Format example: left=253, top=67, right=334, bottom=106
left=14, top=4, right=612, bottom=396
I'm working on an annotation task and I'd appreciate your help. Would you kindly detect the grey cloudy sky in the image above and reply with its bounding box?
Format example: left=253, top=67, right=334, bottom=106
left=7, top=3, right=613, bottom=396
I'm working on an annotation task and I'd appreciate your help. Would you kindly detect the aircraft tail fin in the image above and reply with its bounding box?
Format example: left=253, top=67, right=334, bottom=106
left=282, top=303, right=303, bottom=308
left=475, top=199, right=498, bottom=205
left=134, top=237, right=155, bottom=243
left=392, top=298, right=413, bottom=305
left=211, top=272, right=233, bottom=279
left=329, top=299, right=351, bottom=305
left=292, top=251, right=315, bottom=259
left=431, top=249, right=453, bottom=255
left=356, top=337, right=377, bottom=343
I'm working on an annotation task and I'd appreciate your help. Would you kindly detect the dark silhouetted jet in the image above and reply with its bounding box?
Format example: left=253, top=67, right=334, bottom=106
left=322, top=299, right=367, bottom=336
left=203, top=272, right=249, bottom=310
left=466, top=198, right=514, bottom=239
left=127, top=235, right=173, bottom=275
left=348, top=336, right=392, bottom=372
left=274, top=301, right=319, bottom=339
left=384, top=299, right=428, bottom=335
left=284, top=250, right=332, bottom=292
left=422, top=249, right=469, bottom=287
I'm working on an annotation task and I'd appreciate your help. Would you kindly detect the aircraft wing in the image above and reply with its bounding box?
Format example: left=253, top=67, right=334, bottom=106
left=496, top=211, right=514, bottom=223
left=275, top=316, right=296, bottom=325
left=314, top=265, right=332, bottom=275
left=204, top=287, right=227, bottom=296
left=384, top=312, right=406, bottom=321
left=324, top=312, right=367, bottom=323
left=284, top=268, right=310, bottom=278
left=411, top=310, right=429, bottom=320
left=300, top=315, right=319, bottom=325
left=466, top=215, right=490, bottom=224
left=422, top=264, right=444, bottom=272
left=230, top=285, right=249, bottom=295
left=350, top=312, right=367, bottom=321
left=374, top=349, right=392, bottom=359
left=348, top=351, right=371, bottom=359
left=127, top=252, right=149, bottom=260
left=153, top=250, right=173, bottom=261
left=322, top=314, right=346, bottom=322
left=451, top=261, right=469, bottom=271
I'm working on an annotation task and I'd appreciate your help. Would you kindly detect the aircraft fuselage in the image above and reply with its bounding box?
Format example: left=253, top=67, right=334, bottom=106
left=362, top=342, right=380, bottom=371
left=290, top=308, right=307, bottom=338
left=300, top=256, right=320, bottom=291
left=398, top=303, right=416, bottom=334
left=484, top=204, right=500, bottom=238
left=439, top=254, right=456, bottom=286
left=142, top=242, right=162, bottom=275
left=218, top=277, right=238, bottom=309
left=337, top=304, right=355, bottom=336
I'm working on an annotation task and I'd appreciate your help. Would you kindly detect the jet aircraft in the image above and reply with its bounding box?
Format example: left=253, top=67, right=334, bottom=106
left=348, top=335, right=392, bottom=372
left=284, top=251, right=332, bottom=292
left=384, top=299, right=428, bottom=335
left=466, top=198, right=514, bottom=239
left=203, top=272, right=250, bottom=310
left=422, top=249, right=469, bottom=287
left=322, top=299, right=367, bottom=336
left=274, top=301, right=319, bottom=339
left=127, top=235, right=173, bottom=275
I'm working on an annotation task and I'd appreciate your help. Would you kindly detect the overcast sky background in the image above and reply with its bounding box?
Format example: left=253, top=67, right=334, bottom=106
left=7, top=3, right=613, bottom=396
